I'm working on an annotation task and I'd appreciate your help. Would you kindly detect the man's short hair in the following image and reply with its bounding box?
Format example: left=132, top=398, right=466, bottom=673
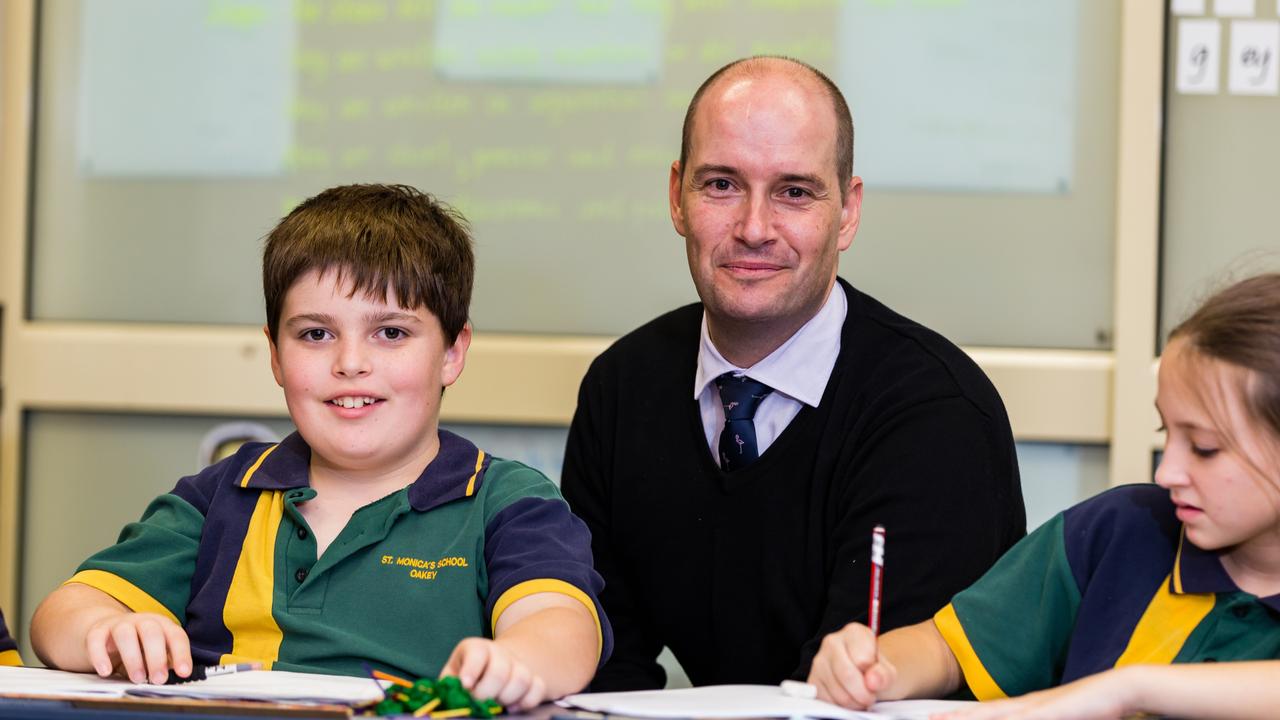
left=679, top=56, right=854, bottom=186
left=262, top=183, right=474, bottom=345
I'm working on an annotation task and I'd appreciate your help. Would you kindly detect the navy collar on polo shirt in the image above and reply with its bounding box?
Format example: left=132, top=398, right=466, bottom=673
left=1172, top=530, right=1280, bottom=612
left=234, top=429, right=492, bottom=513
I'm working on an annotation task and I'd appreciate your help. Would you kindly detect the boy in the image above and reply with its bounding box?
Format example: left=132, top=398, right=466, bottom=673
left=31, top=184, right=610, bottom=709
left=0, top=610, right=20, bottom=666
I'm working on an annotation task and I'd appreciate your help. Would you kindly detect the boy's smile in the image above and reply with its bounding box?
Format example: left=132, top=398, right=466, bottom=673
left=267, top=268, right=470, bottom=481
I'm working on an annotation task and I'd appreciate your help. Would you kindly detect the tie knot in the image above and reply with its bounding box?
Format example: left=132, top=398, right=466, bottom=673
left=714, top=372, right=773, bottom=421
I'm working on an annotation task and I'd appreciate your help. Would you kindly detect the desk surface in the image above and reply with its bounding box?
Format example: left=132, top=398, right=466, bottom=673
left=0, top=697, right=560, bottom=720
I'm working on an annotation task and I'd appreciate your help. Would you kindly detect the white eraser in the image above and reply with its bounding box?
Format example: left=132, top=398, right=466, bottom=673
left=780, top=680, right=817, bottom=699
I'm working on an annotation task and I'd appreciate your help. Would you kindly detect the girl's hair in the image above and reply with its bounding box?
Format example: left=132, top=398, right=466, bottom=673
left=1169, top=273, right=1280, bottom=446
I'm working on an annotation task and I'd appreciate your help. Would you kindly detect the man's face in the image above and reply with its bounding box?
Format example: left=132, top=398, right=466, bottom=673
left=670, top=72, right=862, bottom=334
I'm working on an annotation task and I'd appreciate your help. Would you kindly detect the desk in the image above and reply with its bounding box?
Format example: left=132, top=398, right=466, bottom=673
left=0, top=697, right=561, bottom=720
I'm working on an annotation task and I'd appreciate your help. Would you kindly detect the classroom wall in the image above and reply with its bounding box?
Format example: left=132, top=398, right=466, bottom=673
left=1, top=0, right=1275, bottom=678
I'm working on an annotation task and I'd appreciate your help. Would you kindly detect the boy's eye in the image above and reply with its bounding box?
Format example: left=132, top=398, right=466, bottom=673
left=379, top=327, right=406, bottom=340
left=304, top=328, right=329, bottom=342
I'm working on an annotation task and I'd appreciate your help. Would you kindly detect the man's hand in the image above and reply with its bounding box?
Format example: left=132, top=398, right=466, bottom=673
left=807, top=622, right=898, bottom=709
left=85, top=612, right=192, bottom=685
left=441, top=637, right=548, bottom=711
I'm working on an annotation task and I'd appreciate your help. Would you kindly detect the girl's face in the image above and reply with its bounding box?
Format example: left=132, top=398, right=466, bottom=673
left=1154, top=338, right=1280, bottom=559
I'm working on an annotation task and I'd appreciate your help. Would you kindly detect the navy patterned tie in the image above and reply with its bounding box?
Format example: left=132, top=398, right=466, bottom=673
left=714, top=372, right=774, bottom=471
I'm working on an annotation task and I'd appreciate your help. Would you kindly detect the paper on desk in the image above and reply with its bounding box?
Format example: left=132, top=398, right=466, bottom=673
left=0, top=666, right=387, bottom=705
left=0, top=666, right=131, bottom=698
left=127, top=670, right=387, bottom=704
left=561, top=685, right=974, bottom=720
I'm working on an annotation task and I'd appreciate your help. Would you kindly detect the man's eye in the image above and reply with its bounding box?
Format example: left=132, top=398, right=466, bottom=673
left=784, top=187, right=809, bottom=198
left=711, top=179, right=732, bottom=191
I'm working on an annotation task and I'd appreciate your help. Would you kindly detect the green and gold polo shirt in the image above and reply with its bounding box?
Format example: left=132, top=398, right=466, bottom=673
left=0, top=609, right=21, bottom=666
left=68, top=430, right=611, bottom=679
left=934, top=484, right=1280, bottom=700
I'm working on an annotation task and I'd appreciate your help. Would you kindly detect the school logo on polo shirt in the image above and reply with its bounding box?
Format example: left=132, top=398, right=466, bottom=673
left=381, top=553, right=472, bottom=581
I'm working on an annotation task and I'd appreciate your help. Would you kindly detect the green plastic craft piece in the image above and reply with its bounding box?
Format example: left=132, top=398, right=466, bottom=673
left=369, top=674, right=502, bottom=717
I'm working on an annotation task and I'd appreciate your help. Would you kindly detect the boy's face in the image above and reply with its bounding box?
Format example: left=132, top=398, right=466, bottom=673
left=267, top=268, right=470, bottom=476
left=1154, top=338, right=1280, bottom=559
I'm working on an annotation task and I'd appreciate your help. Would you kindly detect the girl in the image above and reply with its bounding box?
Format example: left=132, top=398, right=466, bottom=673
left=807, top=274, right=1280, bottom=720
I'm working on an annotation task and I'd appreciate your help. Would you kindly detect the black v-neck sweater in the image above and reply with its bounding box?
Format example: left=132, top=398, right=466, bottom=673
left=562, top=278, right=1026, bottom=690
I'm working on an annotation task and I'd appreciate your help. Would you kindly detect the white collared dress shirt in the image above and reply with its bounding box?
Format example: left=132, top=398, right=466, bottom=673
left=693, top=283, right=847, bottom=467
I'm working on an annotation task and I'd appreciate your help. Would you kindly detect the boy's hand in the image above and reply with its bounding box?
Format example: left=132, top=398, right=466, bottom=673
left=808, top=622, right=898, bottom=710
left=85, top=612, right=192, bottom=685
left=441, top=637, right=547, bottom=710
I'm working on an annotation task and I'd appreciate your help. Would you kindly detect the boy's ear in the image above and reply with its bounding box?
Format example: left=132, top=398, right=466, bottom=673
left=265, top=325, right=285, bottom=388
left=441, top=322, right=472, bottom=388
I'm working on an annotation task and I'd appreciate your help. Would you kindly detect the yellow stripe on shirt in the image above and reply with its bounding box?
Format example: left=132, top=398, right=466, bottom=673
left=65, top=569, right=180, bottom=625
left=1114, top=572, right=1214, bottom=668
left=1172, top=531, right=1187, bottom=594
left=465, top=450, right=485, bottom=497
left=0, top=649, right=23, bottom=666
left=221, top=490, right=286, bottom=668
left=933, top=603, right=1008, bottom=701
left=490, top=578, right=603, bottom=660
left=238, top=444, right=279, bottom=488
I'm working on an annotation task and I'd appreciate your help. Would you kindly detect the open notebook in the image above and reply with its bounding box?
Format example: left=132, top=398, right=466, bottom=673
left=561, top=685, right=976, bottom=720
left=0, top=666, right=387, bottom=705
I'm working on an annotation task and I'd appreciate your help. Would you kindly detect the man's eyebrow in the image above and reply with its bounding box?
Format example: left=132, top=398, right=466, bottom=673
left=689, top=164, right=741, bottom=181
left=779, top=173, right=828, bottom=191
left=285, top=312, right=336, bottom=327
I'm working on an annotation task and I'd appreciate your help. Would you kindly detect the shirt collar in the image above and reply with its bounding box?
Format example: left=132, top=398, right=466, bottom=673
left=693, top=282, right=847, bottom=405
left=235, top=429, right=491, bottom=513
left=1171, top=528, right=1280, bottom=612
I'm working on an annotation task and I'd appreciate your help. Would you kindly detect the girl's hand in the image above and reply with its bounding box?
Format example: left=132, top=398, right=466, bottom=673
left=931, top=669, right=1135, bottom=720
left=808, top=622, right=899, bottom=709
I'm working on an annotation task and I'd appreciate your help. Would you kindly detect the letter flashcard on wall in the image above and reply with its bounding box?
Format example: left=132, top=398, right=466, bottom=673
left=1178, top=19, right=1221, bottom=94
left=1228, top=20, right=1279, bottom=95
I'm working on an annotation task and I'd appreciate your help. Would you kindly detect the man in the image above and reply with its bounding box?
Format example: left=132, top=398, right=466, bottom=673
left=561, top=57, right=1025, bottom=690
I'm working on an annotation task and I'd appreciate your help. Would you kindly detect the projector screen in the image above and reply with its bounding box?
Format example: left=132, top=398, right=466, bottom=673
left=31, top=0, right=1117, bottom=349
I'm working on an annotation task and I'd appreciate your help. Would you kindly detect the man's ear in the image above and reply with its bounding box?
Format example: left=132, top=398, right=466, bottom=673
left=265, top=325, right=285, bottom=388
left=441, top=322, right=472, bottom=388
left=837, top=175, right=864, bottom=252
left=669, top=161, right=688, bottom=237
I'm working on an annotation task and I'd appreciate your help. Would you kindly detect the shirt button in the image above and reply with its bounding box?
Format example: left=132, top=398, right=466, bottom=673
left=1232, top=605, right=1249, bottom=619
left=295, top=568, right=308, bottom=583
left=297, top=527, right=308, bottom=540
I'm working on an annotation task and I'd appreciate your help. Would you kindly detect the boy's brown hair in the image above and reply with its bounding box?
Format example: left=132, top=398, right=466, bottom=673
left=263, top=184, right=474, bottom=344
